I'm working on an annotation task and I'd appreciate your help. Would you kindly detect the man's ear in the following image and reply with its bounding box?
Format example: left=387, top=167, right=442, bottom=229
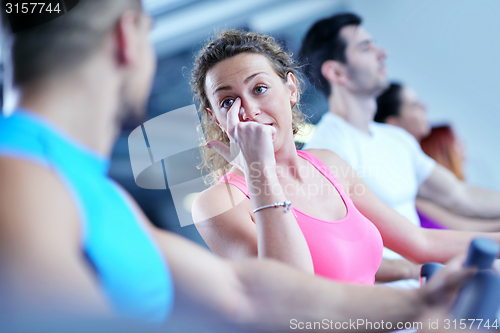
left=385, top=115, right=400, bottom=126
left=286, top=72, right=298, bottom=104
left=321, top=60, right=348, bottom=86
left=115, top=10, right=141, bottom=65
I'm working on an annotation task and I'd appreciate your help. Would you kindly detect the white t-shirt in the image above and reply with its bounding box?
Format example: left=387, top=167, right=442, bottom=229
left=304, top=112, right=436, bottom=261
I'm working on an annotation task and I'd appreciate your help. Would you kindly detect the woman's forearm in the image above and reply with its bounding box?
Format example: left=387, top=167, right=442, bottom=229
left=352, top=181, right=500, bottom=265
left=375, top=258, right=421, bottom=283
left=246, top=165, right=314, bottom=273
left=417, top=228, right=500, bottom=264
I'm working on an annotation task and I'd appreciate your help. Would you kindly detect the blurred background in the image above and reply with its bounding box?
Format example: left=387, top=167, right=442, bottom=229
left=2, top=0, right=500, bottom=247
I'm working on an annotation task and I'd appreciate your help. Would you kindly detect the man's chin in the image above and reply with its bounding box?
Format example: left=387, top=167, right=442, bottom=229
left=374, top=80, right=390, bottom=97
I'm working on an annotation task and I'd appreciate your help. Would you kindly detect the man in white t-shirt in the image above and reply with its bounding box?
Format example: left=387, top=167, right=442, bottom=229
left=299, top=13, right=500, bottom=286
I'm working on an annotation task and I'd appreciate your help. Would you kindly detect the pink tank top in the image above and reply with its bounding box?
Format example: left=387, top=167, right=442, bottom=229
left=219, top=150, right=383, bottom=284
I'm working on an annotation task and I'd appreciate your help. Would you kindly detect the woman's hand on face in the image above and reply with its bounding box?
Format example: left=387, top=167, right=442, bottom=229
left=207, top=98, right=277, bottom=175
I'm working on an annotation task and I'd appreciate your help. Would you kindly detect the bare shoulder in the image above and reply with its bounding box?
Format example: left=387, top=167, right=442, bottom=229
left=0, top=157, right=80, bottom=238
left=304, top=149, right=356, bottom=178
left=303, top=149, right=362, bottom=195
left=0, top=157, right=108, bottom=314
left=304, top=148, right=347, bottom=167
left=191, top=180, right=249, bottom=224
left=190, top=178, right=257, bottom=259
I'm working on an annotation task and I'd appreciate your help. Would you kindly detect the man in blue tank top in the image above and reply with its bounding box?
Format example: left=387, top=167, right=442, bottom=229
left=0, top=1, right=477, bottom=331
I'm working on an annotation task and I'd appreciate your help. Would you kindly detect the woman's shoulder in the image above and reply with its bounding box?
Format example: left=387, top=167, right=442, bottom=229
left=303, top=148, right=350, bottom=169
left=303, top=148, right=359, bottom=190
left=191, top=176, right=249, bottom=224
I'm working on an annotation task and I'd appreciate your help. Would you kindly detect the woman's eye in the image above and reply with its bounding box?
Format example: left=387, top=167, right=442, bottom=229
left=255, top=86, right=268, bottom=94
left=221, top=99, right=234, bottom=109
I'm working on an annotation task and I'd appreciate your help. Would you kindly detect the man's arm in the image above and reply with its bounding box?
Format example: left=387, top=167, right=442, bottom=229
left=152, top=225, right=423, bottom=332
left=418, top=163, right=500, bottom=218
left=0, top=158, right=109, bottom=316
left=150, top=222, right=474, bottom=332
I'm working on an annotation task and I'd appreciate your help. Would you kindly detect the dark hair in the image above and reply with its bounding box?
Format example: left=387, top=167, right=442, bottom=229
left=1, top=0, right=142, bottom=87
left=299, top=12, right=362, bottom=97
left=191, top=29, right=306, bottom=185
left=374, top=82, right=404, bottom=123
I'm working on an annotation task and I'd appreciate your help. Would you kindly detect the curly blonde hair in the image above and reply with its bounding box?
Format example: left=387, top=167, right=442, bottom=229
left=191, top=29, right=307, bottom=185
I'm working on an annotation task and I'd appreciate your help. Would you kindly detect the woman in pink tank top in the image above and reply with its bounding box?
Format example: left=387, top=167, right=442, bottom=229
left=190, top=30, right=500, bottom=285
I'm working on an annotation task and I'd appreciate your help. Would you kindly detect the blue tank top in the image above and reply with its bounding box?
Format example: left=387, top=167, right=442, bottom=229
left=0, top=110, right=174, bottom=322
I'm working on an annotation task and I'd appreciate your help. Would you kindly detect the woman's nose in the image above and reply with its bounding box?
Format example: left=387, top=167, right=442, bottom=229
left=240, top=101, right=260, bottom=121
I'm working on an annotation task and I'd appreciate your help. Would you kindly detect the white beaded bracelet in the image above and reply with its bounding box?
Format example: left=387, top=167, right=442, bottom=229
left=253, top=200, right=292, bottom=214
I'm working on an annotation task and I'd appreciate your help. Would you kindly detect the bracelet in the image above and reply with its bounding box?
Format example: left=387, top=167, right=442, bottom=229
left=253, top=200, right=292, bottom=214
